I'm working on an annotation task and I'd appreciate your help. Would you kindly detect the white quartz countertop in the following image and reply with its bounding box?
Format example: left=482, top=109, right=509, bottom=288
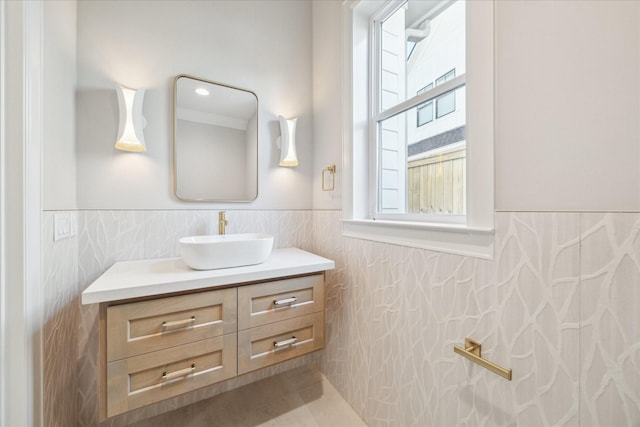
left=81, top=247, right=335, bottom=305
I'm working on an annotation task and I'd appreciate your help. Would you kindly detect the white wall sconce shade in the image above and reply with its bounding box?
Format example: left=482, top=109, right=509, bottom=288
left=115, top=86, right=147, bottom=152
left=277, top=115, right=298, bottom=167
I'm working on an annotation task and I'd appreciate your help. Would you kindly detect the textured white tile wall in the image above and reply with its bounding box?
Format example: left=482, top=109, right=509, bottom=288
left=42, top=209, right=640, bottom=426
left=580, top=214, right=640, bottom=426
left=312, top=211, right=638, bottom=427
left=42, top=211, right=80, bottom=427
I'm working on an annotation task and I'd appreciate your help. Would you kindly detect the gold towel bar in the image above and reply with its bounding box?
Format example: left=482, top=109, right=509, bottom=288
left=453, top=338, right=512, bottom=381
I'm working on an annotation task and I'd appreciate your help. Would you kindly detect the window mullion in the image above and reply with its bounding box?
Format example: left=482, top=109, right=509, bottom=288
left=375, top=74, right=466, bottom=123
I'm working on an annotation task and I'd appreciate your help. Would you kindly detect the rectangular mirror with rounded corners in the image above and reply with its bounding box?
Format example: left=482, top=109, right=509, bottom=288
left=174, top=75, right=258, bottom=202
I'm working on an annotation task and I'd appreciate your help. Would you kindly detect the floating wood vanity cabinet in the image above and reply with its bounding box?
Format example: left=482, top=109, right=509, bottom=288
left=82, top=248, right=334, bottom=420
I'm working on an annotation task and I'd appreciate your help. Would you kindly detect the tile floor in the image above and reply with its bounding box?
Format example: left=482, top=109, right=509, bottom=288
left=130, top=366, right=368, bottom=427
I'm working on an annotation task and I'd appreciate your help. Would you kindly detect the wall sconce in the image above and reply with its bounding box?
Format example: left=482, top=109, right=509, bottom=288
left=277, top=115, right=298, bottom=167
left=115, top=86, right=147, bottom=152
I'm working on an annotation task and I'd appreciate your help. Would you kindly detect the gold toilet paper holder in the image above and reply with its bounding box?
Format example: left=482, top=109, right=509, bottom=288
left=454, top=338, right=512, bottom=381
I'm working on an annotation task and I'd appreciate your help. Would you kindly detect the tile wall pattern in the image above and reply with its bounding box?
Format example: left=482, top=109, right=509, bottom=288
left=42, top=209, right=639, bottom=426
left=43, top=211, right=80, bottom=427
left=580, top=214, right=640, bottom=426
left=312, top=211, right=639, bottom=427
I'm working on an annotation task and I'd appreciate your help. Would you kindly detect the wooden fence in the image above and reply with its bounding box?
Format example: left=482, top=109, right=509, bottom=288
left=407, top=148, right=466, bottom=215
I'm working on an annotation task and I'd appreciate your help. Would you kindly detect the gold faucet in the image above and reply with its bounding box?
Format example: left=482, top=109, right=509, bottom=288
left=218, top=211, right=228, bottom=235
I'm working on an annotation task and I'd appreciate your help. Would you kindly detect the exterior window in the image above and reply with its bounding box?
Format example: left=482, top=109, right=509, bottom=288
left=416, top=84, right=433, bottom=126
left=375, top=0, right=466, bottom=217
left=343, top=0, right=494, bottom=257
left=435, top=69, right=456, bottom=118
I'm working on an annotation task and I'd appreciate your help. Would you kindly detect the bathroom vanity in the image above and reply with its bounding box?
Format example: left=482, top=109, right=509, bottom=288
left=82, top=248, right=334, bottom=420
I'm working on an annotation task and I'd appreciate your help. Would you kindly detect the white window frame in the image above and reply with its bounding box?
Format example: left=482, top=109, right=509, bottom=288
left=341, top=0, right=495, bottom=259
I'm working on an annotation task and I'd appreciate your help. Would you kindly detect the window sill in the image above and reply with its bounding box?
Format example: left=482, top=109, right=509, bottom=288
left=341, top=219, right=494, bottom=259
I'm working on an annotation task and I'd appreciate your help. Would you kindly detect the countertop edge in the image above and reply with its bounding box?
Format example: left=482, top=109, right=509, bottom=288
left=81, top=248, right=335, bottom=305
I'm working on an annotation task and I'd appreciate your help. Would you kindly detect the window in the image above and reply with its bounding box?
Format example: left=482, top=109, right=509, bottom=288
left=435, top=69, right=456, bottom=118
left=342, top=0, right=495, bottom=258
left=376, top=1, right=466, bottom=218
left=416, top=84, right=433, bottom=126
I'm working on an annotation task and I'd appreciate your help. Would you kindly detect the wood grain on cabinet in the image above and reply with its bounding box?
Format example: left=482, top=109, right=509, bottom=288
left=237, top=312, right=324, bottom=375
left=106, top=288, right=237, bottom=361
left=99, top=273, right=326, bottom=420
left=237, top=274, right=324, bottom=330
left=106, top=334, right=237, bottom=417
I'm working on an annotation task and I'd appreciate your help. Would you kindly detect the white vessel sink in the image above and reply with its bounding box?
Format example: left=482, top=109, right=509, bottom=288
left=179, top=233, right=274, bottom=270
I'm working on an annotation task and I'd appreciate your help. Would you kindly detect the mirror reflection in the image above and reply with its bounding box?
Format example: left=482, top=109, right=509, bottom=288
left=174, top=75, right=258, bottom=202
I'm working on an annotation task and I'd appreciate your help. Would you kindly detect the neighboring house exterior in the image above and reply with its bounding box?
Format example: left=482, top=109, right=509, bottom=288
left=379, top=1, right=466, bottom=215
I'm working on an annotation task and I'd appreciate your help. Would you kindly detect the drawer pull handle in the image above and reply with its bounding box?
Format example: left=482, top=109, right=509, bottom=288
left=162, top=364, right=196, bottom=381
left=273, top=336, right=297, bottom=348
left=162, top=316, right=196, bottom=330
left=273, top=296, right=297, bottom=306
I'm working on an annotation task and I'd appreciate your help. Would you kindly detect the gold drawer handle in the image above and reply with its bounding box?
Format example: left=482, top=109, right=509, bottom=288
left=273, top=296, right=297, bottom=306
left=273, top=336, right=297, bottom=348
left=162, top=316, right=196, bottom=330
left=453, top=338, right=512, bottom=381
left=162, top=364, right=196, bottom=381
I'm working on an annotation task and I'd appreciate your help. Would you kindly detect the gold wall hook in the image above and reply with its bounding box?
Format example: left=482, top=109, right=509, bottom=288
left=454, top=338, right=512, bottom=381
left=322, top=164, right=336, bottom=191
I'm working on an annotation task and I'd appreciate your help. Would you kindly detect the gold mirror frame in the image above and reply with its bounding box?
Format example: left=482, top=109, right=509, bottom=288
left=174, top=74, right=259, bottom=202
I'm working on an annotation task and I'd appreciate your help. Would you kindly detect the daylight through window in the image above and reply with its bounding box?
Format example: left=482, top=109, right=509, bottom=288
left=375, top=0, right=466, bottom=218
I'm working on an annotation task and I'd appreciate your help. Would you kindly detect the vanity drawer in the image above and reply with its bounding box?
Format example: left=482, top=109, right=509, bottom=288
left=237, top=312, right=324, bottom=374
left=237, top=274, right=324, bottom=330
left=106, top=334, right=237, bottom=418
left=106, top=288, right=237, bottom=361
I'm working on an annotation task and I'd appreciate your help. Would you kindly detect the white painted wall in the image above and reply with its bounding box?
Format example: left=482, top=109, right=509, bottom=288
left=314, top=0, right=640, bottom=213
left=495, top=0, right=640, bottom=211
left=76, top=0, right=313, bottom=210
left=312, top=1, right=342, bottom=210
left=43, top=0, right=76, bottom=210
